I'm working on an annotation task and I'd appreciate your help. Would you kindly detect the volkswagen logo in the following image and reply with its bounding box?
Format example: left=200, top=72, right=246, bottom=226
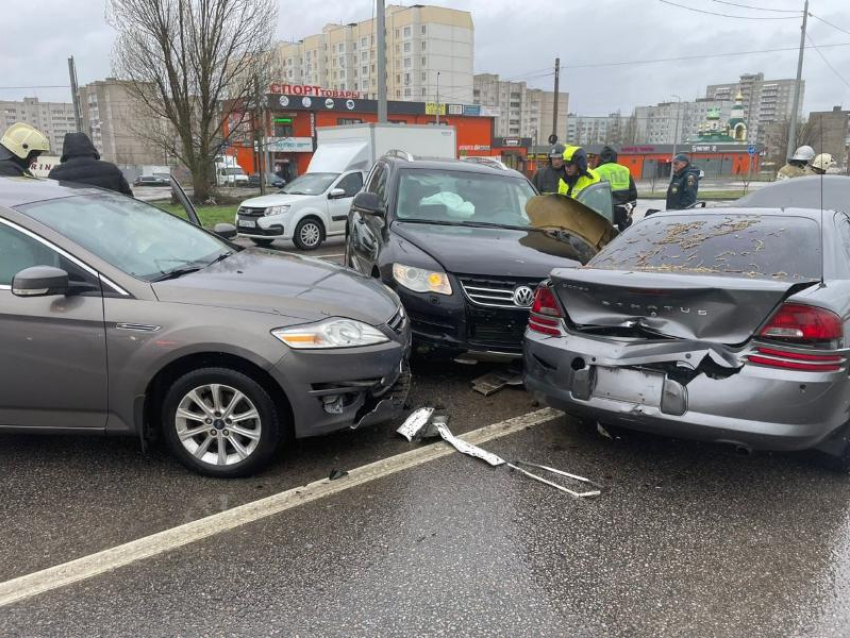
left=513, top=286, right=535, bottom=307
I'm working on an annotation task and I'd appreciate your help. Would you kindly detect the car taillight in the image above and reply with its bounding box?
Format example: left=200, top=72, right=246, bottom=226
left=759, top=303, right=843, bottom=342
left=529, top=286, right=564, bottom=336
left=749, top=303, right=845, bottom=372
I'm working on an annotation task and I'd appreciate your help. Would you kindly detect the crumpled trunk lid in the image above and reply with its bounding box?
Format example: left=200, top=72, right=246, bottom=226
left=550, top=268, right=819, bottom=343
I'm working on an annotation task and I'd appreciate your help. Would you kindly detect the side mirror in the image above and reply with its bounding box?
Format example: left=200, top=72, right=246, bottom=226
left=328, top=188, right=347, bottom=200
left=12, top=266, right=69, bottom=298
left=352, top=192, right=384, bottom=218
left=214, top=223, right=238, bottom=239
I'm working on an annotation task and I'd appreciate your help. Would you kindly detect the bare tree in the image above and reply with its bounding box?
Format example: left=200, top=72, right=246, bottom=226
left=764, top=117, right=818, bottom=169
left=622, top=113, right=639, bottom=146
left=108, top=0, right=278, bottom=202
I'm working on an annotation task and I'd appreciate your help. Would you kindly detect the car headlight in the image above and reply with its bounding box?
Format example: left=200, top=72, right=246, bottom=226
left=265, top=205, right=291, bottom=217
left=272, top=318, right=389, bottom=349
left=393, top=263, right=452, bottom=296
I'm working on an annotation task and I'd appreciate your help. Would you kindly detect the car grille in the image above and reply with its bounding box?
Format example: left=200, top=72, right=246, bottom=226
left=238, top=206, right=267, bottom=217
left=458, top=275, right=545, bottom=309
left=387, top=306, right=406, bottom=336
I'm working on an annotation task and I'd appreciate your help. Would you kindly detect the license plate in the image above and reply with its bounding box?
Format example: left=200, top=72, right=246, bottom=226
left=238, top=219, right=257, bottom=228
left=593, top=367, right=664, bottom=407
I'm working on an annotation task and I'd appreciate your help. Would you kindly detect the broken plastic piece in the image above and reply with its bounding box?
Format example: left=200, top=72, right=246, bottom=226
left=508, top=462, right=602, bottom=499
left=513, top=460, right=603, bottom=490
left=433, top=417, right=505, bottom=467
left=328, top=469, right=348, bottom=481
left=472, top=368, right=525, bottom=396
left=396, top=407, right=436, bottom=441
left=597, top=422, right=614, bottom=440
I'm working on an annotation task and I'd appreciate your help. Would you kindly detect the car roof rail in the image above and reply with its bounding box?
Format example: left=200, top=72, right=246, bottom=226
left=384, top=149, right=415, bottom=162
left=460, top=156, right=509, bottom=171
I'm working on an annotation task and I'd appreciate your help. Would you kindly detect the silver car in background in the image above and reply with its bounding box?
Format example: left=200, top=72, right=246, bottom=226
left=525, top=208, right=850, bottom=468
left=0, top=177, right=410, bottom=478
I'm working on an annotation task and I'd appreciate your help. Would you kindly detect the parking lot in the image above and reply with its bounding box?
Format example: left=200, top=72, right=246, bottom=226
left=1, top=237, right=849, bottom=637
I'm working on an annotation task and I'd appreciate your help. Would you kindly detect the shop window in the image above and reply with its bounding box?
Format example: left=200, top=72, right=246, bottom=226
left=274, top=122, right=294, bottom=137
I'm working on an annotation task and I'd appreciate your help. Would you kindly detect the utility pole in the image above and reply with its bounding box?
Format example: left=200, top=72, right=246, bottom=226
left=377, top=0, right=387, bottom=123
left=671, top=94, right=682, bottom=180
left=253, top=75, right=266, bottom=196
left=67, top=56, right=83, bottom=133
left=436, top=71, right=441, bottom=125
left=787, top=0, right=809, bottom=159
left=551, top=57, right=561, bottom=143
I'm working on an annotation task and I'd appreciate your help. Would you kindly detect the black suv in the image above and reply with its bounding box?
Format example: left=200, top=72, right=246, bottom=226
left=345, top=154, right=610, bottom=358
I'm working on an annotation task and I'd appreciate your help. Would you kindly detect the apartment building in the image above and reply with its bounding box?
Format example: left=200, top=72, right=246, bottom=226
left=706, top=72, right=803, bottom=144
left=473, top=73, right=568, bottom=145
left=808, top=106, right=850, bottom=168
left=566, top=113, right=627, bottom=146
left=275, top=4, right=474, bottom=104
left=0, top=97, right=78, bottom=155
left=78, top=79, right=169, bottom=166
left=634, top=99, right=733, bottom=144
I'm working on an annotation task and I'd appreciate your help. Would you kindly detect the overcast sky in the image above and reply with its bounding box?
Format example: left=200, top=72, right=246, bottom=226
left=1, top=0, right=848, bottom=115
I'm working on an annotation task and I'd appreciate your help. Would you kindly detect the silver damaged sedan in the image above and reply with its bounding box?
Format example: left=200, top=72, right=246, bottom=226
left=524, top=208, right=850, bottom=468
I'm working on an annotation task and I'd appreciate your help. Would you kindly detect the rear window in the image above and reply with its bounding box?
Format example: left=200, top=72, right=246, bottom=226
left=590, top=213, right=821, bottom=281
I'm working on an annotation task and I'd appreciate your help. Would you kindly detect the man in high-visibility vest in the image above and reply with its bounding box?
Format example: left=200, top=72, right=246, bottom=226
left=557, top=146, right=600, bottom=199
left=595, top=145, right=637, bottom=230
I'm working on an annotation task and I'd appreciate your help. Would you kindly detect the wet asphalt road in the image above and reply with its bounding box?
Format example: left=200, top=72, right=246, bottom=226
left=2, top=242, right=850, bottom=636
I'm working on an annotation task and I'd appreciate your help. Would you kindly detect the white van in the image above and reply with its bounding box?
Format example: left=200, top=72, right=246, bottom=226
left=235, top=123, right=456, bottom=249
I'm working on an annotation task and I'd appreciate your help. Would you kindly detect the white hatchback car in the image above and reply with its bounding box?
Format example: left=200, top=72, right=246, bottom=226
left=236, top=171, right=364, bottom=249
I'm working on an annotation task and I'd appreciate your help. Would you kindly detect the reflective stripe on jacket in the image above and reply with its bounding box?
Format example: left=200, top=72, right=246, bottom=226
left=595, top=162, right=631, bottom=192
left=557, top=168, right=601, bottom=198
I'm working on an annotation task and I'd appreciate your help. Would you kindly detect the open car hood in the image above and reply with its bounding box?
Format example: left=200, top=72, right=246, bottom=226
left=525, top=194, right=616, bottom=251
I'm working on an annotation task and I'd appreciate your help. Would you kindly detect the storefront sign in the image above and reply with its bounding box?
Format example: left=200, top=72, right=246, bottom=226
left=621, top=145, right=656, bottom=153
left=463, top=105, right=482, bottom=117
left=691, top=145, right=719, bottom=152
left=267, top=137, right=314, bottom=153
left=269, top=83, right=362, bottom=99
left=459, top=145, right=491, bottom=152
left=425, top=102, right=447, bottom=116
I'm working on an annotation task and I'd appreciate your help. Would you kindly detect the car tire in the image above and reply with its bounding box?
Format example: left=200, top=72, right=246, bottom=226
left=251, top=238, right=274, bottom=248
left=162, top=367, right=282, bottom=478
left=293, top=217, right=324, bottom=251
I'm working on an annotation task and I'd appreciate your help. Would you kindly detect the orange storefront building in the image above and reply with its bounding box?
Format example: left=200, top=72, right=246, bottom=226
left=225, top=85, right=511, bottom=177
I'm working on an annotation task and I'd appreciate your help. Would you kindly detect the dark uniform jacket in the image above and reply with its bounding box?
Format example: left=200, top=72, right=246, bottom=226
left=532, top=164, right=566, bottom=194
left=0, top=146, right=33, bottom=177
left=48, top=133, right=133, bottom=196
left=666, top=165, right=700, bottom=210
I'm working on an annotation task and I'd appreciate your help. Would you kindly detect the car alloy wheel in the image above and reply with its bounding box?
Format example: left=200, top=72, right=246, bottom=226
left=175, top=384, right=262, bottom=467
left=295, top=219, right=323, bottom=250
left=162, top=367, right=283, bottom=477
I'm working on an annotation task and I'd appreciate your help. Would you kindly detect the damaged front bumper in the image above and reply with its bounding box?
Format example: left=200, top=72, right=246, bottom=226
left=524, top=329, right=850, bottom=452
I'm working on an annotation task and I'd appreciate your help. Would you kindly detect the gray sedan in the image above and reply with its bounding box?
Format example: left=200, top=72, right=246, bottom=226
left=525, top=207, right=850, bottom=468
left=0, top=177, right=410, bottom=477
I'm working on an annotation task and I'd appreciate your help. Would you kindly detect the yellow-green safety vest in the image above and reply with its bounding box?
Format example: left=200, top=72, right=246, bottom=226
left=557, top=168, right=601, bottom=198
left=595, top=162, right=631, bottom=193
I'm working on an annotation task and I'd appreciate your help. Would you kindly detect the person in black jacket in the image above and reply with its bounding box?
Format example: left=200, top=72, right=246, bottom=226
left=666, top=153, right=700, bottom=210
left=531, top=143, right=566, bottom=194
left=48, top=132, right=133, bottom=196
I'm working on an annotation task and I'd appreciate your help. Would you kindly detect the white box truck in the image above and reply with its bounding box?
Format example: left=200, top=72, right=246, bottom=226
left=235, top=123, right=456, bottom=250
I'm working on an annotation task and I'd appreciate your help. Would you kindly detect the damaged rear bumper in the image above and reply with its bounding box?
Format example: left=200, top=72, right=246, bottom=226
left=524, top=329, right=850, bottom=452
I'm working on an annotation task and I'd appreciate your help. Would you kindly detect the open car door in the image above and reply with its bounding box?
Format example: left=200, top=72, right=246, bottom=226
left=169, top=176, right=201, bottom=227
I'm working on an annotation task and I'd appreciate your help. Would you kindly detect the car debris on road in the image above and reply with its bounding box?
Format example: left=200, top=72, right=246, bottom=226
left=471, top=367, right=524, bottom=396
left=397, top=408, right=602, bottom=499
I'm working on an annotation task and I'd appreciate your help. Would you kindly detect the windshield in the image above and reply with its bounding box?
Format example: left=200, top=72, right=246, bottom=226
left=590, top=213, right=821, bottom=281
left=282, top=173, right=338, bottom=195
left=16, top=193, right=232, bottom=282
left=396, top=169, right=536, bottom=228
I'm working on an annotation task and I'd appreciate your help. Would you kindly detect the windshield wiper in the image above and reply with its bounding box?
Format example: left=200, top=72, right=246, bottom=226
left=151, top=252, right=232, bottom=282
left=457, top=221, right=529, bottom=231
left=152, top=265, right=206, bottom=282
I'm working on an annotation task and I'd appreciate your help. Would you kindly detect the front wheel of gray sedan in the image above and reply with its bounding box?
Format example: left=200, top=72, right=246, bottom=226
left=162, top=368, right=282, bottom=478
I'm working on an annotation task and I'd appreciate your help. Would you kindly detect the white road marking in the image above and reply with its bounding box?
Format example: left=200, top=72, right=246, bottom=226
left=0, top=408, right=562, bottom=608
